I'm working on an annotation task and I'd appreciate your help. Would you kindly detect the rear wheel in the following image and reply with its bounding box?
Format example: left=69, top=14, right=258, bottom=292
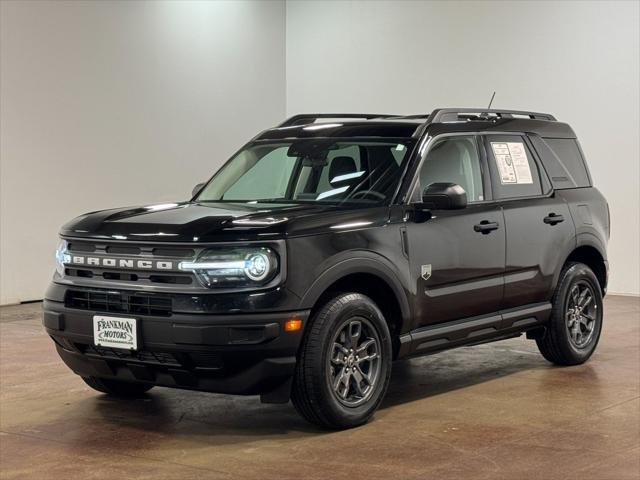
left=292, top=293, right=392, bottom=429
left=82, top=376, right=153, bottom=397
left=536, top=262, right=603, bottom=365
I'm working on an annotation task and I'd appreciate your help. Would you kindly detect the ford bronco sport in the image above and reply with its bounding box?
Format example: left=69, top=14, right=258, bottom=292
left=44, top=109, right=609, bottom=429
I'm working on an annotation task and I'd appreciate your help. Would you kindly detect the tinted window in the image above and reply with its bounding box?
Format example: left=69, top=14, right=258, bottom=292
left=197, top=140, right=412, bottom=205
left=418, top=136, right=484, bottom=202
left=542, top=138, right=591, bottom=188
left=223, top=147, right=297, bottom=200
left=485, top=135, right=543, bottom=199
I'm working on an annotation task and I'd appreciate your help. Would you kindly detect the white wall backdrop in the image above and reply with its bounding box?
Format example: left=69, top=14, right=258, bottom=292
left=2, top=0, right=638, bottom=303
left=0, top=0, right=285, bottom=304
left=287, top=0, right=640, bottom=295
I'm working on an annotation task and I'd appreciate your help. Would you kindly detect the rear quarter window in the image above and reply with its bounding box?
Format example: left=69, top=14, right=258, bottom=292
left=530, top=136, right=592, bottom=189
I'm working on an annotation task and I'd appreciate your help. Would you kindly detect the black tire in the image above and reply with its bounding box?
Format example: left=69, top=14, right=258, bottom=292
left=536, top=262, right=603, bottom=365
left=82, top=376, right=153, bottom=397
left=291, top=293, right=392, bottom=429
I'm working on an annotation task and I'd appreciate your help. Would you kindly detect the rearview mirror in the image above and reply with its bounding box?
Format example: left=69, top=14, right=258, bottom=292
left=421, top=183, right=467, bottom=210
left=192, top=182, right=206, bottom=198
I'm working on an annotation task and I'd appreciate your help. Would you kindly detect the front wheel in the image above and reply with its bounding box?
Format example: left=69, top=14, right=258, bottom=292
left=292, top=293, right=392, bottom=429
left=536, top=262, right=604, bottom=365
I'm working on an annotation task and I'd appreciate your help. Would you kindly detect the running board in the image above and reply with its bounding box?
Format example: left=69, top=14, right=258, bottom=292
left=397, top=302, right=551, bottom=358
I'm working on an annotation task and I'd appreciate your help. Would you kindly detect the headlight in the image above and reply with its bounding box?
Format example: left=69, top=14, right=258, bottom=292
left=54, top=239, right=70, bottom=276
left=179, top=247, right=278, bottom=288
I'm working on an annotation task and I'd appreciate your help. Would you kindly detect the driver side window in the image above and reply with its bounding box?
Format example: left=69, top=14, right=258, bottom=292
left=418, top=136, right=484, bottom=202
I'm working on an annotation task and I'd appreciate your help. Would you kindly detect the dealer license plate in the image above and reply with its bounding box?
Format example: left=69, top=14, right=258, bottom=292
left=93, top=315, right=138, bottom=350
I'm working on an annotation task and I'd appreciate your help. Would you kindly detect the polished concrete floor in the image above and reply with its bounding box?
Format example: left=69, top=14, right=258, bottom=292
left=1, top=296, right=638, bottom=480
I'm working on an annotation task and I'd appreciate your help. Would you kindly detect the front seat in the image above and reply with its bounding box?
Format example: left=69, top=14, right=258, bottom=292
left=329, top=156, right=358, bottom=186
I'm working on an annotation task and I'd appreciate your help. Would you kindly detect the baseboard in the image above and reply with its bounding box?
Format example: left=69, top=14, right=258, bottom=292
left=0, top=299, right=43, bottom=307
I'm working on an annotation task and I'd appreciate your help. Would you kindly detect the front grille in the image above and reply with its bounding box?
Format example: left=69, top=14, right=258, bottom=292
left=68, top=241, right=195, bottom=258
left=67, top=242, right=96, bottom=253
left=65, top=290, right=172, bottom=317
left=63, top=241, right=199, bottom=289
left=65, top=268, right=192, bottom=285
left=80, top=344, right=181, bottom=366
left=106, top=245, right=141, bottom=255
left=152, top=247, right=195, bottom=258
left=73, top=343, right=224, bottom=370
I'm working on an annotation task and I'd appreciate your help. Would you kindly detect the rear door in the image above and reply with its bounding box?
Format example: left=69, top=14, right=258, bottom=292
left=483, top=134, right=575, bottom=309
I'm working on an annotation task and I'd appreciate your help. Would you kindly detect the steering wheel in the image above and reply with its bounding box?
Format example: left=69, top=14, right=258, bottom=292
left=350, top=190, right=386, bottom=201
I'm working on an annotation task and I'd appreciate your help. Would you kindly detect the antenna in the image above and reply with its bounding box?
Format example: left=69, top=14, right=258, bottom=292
left=487, top=91, right=496, bottom=109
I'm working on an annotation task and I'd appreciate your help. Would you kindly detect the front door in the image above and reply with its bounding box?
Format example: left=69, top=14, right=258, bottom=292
left=405, top=135, right=505, bottom=328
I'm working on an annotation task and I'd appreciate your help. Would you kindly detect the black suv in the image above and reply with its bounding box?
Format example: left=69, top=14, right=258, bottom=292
left=44, top=109, right=609, bottom=429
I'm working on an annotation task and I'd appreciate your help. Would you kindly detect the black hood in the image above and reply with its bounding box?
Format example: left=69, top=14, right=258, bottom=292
left=60, top=201, right=386, bottom=243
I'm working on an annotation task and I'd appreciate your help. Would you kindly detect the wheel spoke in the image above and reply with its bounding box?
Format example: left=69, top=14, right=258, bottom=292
left=570, top=285, right=580, bottom=307
left=333, top=342, right=349, bottom=355
left=571, top=323, right=581, bottom=343
left=332, top=367, right=345, bottom=390
left=331, top=353, right=345, bottom=365
left=356, top=365, right=372, bottom=385
left=356, top=338, right=375, bottom=355
left=348, top=321, right=362, bottom=348
left=331, top=342, right=348, bottom=365
left=582, top=315, right=595, bottom=332
left=333, top=367, right=351, bottom=399
left=578, top=293, right=593, bottom=311
left=352, top=369, right=365, bottom=396
left=356, top=352, right=378, bottom=363
left=576, top=288, right=589, bottom=308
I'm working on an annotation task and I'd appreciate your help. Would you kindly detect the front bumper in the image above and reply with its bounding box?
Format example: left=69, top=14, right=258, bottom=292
left=43, top=299, right=309, bottom=399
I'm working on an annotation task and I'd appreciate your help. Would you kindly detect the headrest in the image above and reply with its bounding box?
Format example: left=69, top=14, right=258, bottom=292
left=429, top=141, right=460, bottom=165
left=329, top=156, right=357, bottom=185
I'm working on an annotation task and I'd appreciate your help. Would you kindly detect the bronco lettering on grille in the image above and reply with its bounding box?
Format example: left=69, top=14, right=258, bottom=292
left=68, top=256, right=174, bottom=270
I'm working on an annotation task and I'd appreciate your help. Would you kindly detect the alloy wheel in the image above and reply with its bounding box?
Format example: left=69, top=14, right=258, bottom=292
left=327, top=317, right=382, bottom=407
left=565, top=281, right=598, bottom=349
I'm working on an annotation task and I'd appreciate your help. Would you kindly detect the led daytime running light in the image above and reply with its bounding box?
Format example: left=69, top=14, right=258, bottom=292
left=178, top=247, right=277, bottom=287
left=179, top=260, right=246, bottom=270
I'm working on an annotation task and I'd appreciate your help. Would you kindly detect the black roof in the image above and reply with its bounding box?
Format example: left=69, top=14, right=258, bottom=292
left=256, top=109, right=577, bottom=140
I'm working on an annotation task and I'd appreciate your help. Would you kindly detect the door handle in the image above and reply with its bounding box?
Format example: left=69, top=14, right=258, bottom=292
left=474, top=220, right=500, bottom=234
left=543, top=213, right=565, bottom=225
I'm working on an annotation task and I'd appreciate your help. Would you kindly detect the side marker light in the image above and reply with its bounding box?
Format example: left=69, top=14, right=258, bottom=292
left=284, top=319, right=302, bottom=332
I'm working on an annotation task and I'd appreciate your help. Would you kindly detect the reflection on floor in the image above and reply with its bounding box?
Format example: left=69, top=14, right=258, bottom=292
left=1, top=296, right=638, bottom=479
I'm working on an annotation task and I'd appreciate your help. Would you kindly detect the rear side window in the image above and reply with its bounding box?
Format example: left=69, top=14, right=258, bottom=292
left=485, top=135, right=543, bottom=199
left=537, top=137, right=591, bottom=189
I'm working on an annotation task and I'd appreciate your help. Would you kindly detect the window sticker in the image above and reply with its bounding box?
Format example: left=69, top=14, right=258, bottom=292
left=491, top=142, right=533, bottom=184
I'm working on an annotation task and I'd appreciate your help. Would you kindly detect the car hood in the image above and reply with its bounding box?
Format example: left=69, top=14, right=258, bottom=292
left=60, top=201, right=388, bottom=243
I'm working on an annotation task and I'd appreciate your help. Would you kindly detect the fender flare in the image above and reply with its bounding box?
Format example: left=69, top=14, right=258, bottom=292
left=552, top=233, right=608, bottom=291
left=574, top=233, right=608, bottom=259
left=299, top=251, right=412, bottom=326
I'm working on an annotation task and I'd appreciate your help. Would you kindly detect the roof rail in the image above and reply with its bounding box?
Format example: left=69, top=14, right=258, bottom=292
left=426, top=108, right=556, bottom=123
left=278, top=113, right=396, bottom=127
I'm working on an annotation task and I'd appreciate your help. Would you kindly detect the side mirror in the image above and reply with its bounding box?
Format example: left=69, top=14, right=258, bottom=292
left=421, top=183, right=467, bottom=210
left=192, top=182, right=206, bottom=198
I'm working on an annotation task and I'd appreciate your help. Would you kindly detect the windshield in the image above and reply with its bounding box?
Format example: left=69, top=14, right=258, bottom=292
left=196, top=139, right=414, bottom=205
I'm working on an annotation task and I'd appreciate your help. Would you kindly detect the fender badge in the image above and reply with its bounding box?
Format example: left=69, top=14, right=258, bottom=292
left=421, top=264, right=432, bottom=281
